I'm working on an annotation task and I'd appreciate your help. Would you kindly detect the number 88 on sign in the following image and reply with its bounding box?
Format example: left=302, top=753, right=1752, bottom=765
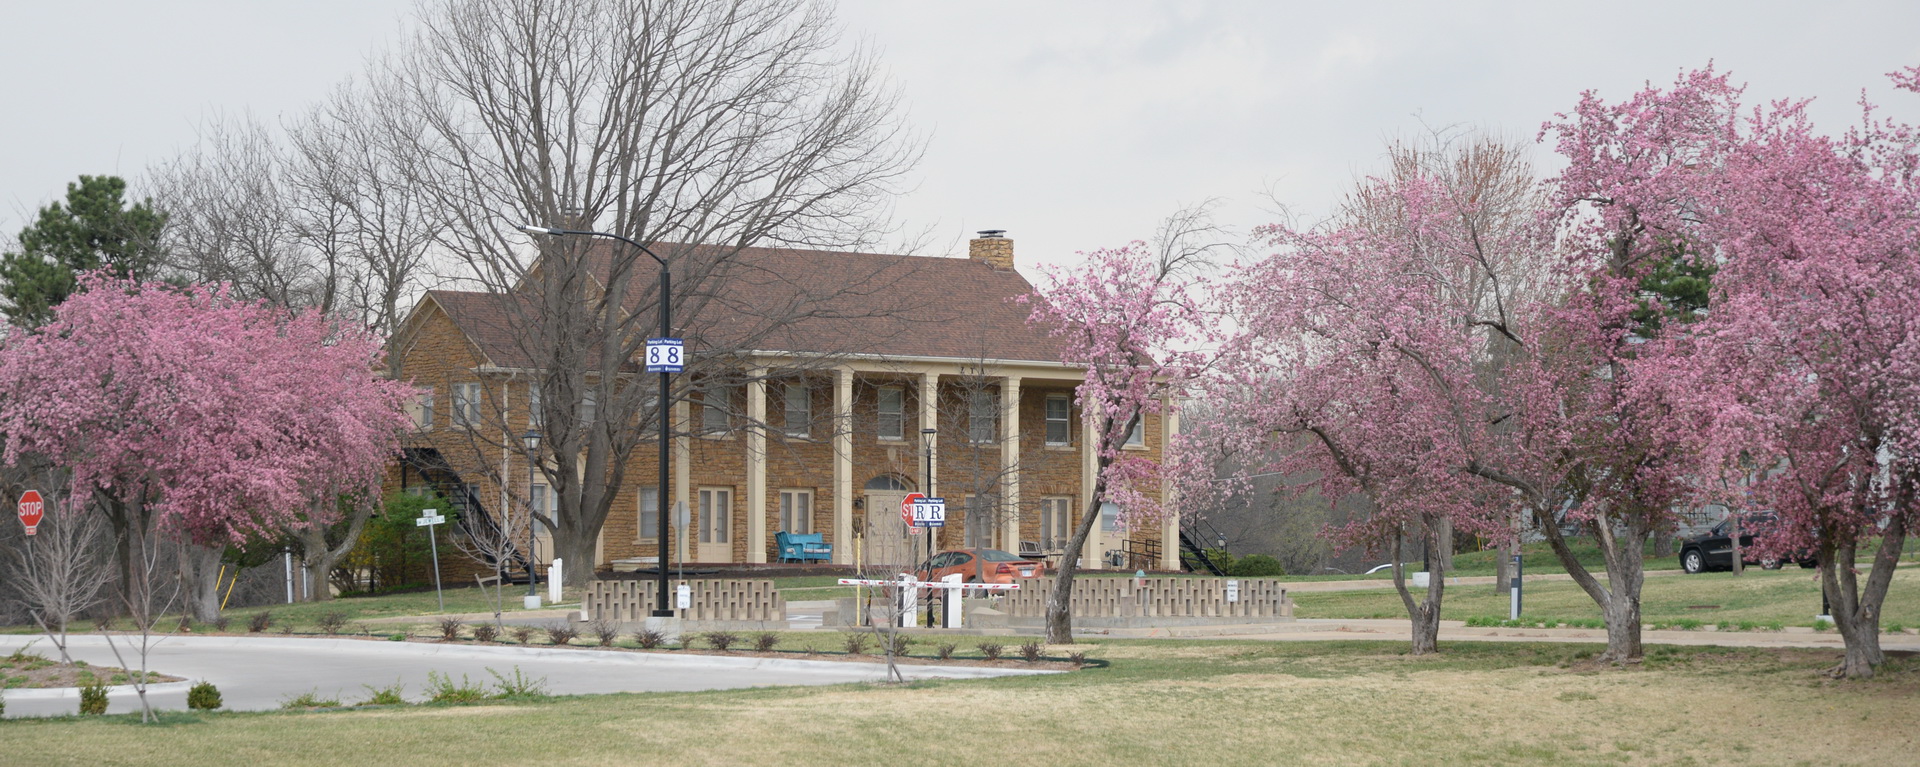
left=645, top=338, right=684, bottom=373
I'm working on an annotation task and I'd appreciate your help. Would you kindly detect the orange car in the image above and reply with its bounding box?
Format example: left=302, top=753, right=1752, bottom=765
left=914, top=548, right=1044, bottom=586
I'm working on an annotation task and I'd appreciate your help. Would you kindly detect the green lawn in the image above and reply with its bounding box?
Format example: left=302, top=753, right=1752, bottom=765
left=1294, top=565, right=1920, bottom=629
left=1, top=639, right=1915, bottom=765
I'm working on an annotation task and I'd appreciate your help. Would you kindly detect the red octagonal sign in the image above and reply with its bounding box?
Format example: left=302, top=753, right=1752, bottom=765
left=899, top=492, right=925, bottom=528
left=18, top=490, right=44, bottom=536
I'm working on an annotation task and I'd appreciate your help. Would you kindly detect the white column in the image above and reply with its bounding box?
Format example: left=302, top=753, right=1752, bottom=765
left=674, top=399, right=692, bottom=565
left=1081, top=399, right=1101, bottom=568
left=919, top=372, right=940, bottom=550
left=1000, top=376, right=1022, bottom=553
left=746, top=371, right=768, bottom=563
left=833, top=367, right=854, bottom=564
left=1160, top=398, right=1181, bottom=571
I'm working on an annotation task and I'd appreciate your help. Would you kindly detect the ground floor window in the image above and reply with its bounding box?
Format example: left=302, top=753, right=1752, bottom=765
left=964, top=495, right=998, bottom=549
left=1041, top=496, right=1073, bottom=551
left=637, top=486, right=659, bottom=541
left=780, top=488, right=813, bottom=534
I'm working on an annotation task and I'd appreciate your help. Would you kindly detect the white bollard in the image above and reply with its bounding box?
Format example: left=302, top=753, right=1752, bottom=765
left=549, top=558, right=564, bottom=604
left=899, top=573, right=917, bottom=628
left=942, top=574, right=963, bottom=628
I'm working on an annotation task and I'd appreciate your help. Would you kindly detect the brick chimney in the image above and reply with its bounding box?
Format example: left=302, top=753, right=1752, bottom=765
left=968, top=230, right=1013, bottom=270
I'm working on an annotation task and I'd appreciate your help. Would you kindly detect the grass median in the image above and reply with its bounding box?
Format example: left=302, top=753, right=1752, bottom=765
left=1, top=639, right=1915, bottom=765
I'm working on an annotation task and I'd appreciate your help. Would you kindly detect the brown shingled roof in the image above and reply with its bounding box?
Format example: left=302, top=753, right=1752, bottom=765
left=416, top=241, right=1064, bottom=368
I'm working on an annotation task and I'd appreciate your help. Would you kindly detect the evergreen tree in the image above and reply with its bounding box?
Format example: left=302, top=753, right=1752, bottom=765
left=0, top=175, right=167, bottom=328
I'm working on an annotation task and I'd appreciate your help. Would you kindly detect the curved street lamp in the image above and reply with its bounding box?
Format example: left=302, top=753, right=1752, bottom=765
left=517, top=224, right=676, bottom=617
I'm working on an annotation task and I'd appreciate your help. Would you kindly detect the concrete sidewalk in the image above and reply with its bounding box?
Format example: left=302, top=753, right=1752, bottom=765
left=0, top=634, right=1056, bottom=719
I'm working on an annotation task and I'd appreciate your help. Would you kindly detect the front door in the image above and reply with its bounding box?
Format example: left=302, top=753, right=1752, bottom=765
left=697, top=487, right=733, bottom=563
left=863, top=491, right=911, bottom=572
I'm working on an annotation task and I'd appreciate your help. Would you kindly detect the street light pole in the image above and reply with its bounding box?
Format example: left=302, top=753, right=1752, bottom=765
left=517, top=224, right=675, bottom=617
left=524, top=429, right=541, bottom=599
left=922, top=426, right=938, bottom=628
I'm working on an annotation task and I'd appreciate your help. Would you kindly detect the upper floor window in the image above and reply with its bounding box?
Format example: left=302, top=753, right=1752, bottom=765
left=1124, top=414, right=1145, bottom=447
left=580, top=389, right=597, bottom=428
left=1045, top=395, right=1071, bottom=445
left=527, top=383, right=543, bottom=430
left=783, top=382, right=810, bottom=438
left=452, top=383, right=482, bottom=428
left=412, top=392, right=436, bottom=430
left=877, top=386, right=904, bottom=440
left=968, top=389, right=997, bottom=445
left=702, top=385, right=735, bottom=435
left=637, top=486, right=659, bottom=541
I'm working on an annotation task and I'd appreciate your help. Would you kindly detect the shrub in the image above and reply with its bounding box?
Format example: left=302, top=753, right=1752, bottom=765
left=388, top=633, right=406, bottom=642
left=1674, top=618, right=1703, bottom=631
left=753, top=632, right=781, bottom=653
left=438, top=617, right=466, bottom=641
left=589, top=617, right=620, bottom=647
left=423, top=671, right=488, bottom=704
left=1066, top=651, right=1088, bottom=667
left=278, top=622, right=295, bottom=635
left=1813, top=618, right=1834, bottom=632
left=935, top=642, right=957, bottom=661
left=1019, top=641, right=1043, bottom=662
left=79, top=680, right=109, bottom=715
left=544, top=622, right=579, bottom=646
left=187, top=680, right=223, bottom=711
left=978, top=642, right=1003, bottom=661
left=702, top=631, right=739, bottom=652
left=279, top=690, right=341, bottom=709
left=1225, top=553, right=1286, bottom=577
left=316, top=611, right=349, bottom=635
left=1885, top=623, right=1908, bottom=635
left=632, top=628, right=667, bottom=649
left=841, top=633, right=869, bottom=655
left=358, top=680, right=407, bottom=706
left=509, top=625, right=536, bottom=644
left=488, top=666, right=550, bottom=698
left=212, top=616, right=231, bottom=633
left=248, top=611, right=273, bottom=633
left=471, top=623, right=500, bottom=643
left=882, top=634, right=913, bottom=656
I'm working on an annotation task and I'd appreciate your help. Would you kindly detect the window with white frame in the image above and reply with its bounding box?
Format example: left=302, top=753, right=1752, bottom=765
left=1099, top=501, right=1121, bottom=533
left=452, top=383, right=482, bottom=427
left=641, top=392, right=661, bottom=436
left=1124, top=414, right=1145, bottom=447
left=1045, top=395, right=1071, bottom=445
left=783, top=382, right=810, bottom=438
left=636, top=487, right=659, bottom=541
left=702, top=385, right=734, bottom=435
left=779, top=488, right=813, bottom=534
left=968, top=389, right=997, bottom=444
left=580, top=388, right=597, bottom=428
left=877, top=386, right=904, bottom=440
left=413, top=392, right=435, bottom=430
left=1041, top=496, right=1072, bottom=550
left=964, top=494, right=998, bottom=548
left=527, top=383, right=543, bottom=429
left=699, top=487, right=732, bottom=543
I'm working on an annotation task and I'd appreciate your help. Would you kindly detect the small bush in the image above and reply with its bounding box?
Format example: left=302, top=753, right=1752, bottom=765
left=423, top=671, right=488, bottom=704
left=79, top=680, right=110, bottom=715
left=1224, top=553, right=1286, bottom=577
left=358, top=680, right=407, bottom=706
left=1885, top=623, right=1908, bottom=634
left=978, top=642, right=1003, bottom=661
left=589, top=618, right=620, bottom=647
left=280, top=690, right=341, bottom=710
left=438, top=617, right=466, bottom=641
left=702, top=631, right=739, bottom=652
left=488, top=666, right=550, bottom=698
left=1674, top=618, right=1703, bottom=631
left=1019, top=641, right=1043, bottom=662
left=212, top=616, right=231, bottom=633
left=936, top=642, right=957, bottom=661
left=841, top=633, right=869, bottom=655
left=1066, top=651, right=1088, bottom=667
left=753, top=632, right=781, bottom=653
left=187, top=680, right=223, bottom=711
left=471, top=623, right=500, bottom=643
left=633, top=628, right=667, bottom=649
left=278, top=622, right=295, bottom=635
left=316, top=611, right=349, bottom=635
left=248, top=611, right=273, bottom=633
left=1813, top=618, right=1834, bottom=632
left=509, top=625, right=536, bottom=644
left=544, top=622, right=579, bottom=646
left=882, top=634, right=914, bottom=656
left=388, top=633, right=406, bottom=642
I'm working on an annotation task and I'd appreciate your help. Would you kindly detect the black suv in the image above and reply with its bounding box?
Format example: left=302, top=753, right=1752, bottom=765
left=1678, top=513, right=1816, bottom=574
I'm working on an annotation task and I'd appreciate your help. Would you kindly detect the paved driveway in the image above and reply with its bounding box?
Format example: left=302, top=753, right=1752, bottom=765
left=0, top=634, right=1053, bottom=718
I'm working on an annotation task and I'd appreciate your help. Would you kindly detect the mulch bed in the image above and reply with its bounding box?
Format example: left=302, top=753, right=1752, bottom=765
left=2, top=648, right=183, bottom=689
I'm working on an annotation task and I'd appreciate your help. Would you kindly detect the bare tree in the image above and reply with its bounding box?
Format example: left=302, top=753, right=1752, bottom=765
left=153, top=115, right=327, bottom=309
left=2, top=488, right=110, bottom=665
left=379, top=0, right=920, bottom=586
left=99, top=507, right=181, bottom=723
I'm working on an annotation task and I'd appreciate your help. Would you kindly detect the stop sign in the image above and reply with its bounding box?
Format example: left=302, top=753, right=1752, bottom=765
left=899, top=492, right=925, bottom=527
left=18, top=489, right=44, bottom=536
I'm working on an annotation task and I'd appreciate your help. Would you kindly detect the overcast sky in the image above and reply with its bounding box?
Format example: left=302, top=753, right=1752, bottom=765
left=5, top=1, right=1919, bottom=278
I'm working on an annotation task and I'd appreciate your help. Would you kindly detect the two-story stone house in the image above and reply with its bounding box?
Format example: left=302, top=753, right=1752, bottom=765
left=388, top=232, right=1181, bottom=577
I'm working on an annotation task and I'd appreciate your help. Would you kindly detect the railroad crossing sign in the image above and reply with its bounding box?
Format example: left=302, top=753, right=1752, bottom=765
left=17, top=489, right=44, bottom=536
left=644, top=337, right=684, bottom=373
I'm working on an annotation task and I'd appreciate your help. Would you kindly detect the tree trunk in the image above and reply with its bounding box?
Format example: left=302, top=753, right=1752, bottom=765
left=1821, top=516, right=1905, bottom=679
left=177, top=544, right=224, bottom=623
left=1530, top=503, right=1647, bottom=664
left=1045, top=447, right=1114, bottom=644
left=556, top=523, right=599, bottom=590
left=1391, top=516, right=1451, bottom=655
